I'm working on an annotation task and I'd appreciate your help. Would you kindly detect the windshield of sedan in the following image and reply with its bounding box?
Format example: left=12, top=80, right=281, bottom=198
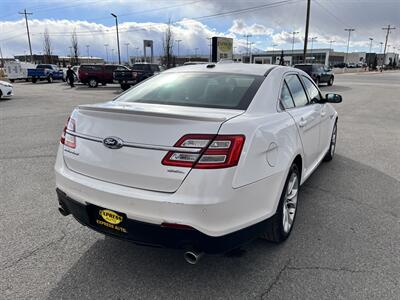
left=115, top=72, right=264, bottom=110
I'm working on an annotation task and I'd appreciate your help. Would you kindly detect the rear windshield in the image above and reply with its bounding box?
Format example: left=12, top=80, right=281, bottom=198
left=36, top=64, right=52, bottom=69
left=115, top=72, right=264, bottom=110
left=295, top=65, right=312, bottom=72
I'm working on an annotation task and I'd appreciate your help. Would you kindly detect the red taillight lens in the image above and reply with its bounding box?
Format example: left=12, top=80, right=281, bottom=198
left=162, top=134, right=245, bottom=169
left=60, top=117, right=76, bottom=148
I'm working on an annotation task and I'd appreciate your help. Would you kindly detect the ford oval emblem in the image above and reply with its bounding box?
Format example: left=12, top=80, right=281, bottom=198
left=103, top=137, right=123, bottom=149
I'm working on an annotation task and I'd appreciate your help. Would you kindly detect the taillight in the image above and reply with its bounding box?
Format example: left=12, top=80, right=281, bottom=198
left=60, top=117, right=76, bottom=148
left=162, top=134, right=245, bottom=169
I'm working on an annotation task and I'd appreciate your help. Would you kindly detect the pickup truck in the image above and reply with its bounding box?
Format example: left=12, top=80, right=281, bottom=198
left=113, top=63, right=162, bottom=91
left=27, top=64, right=64, bottom=83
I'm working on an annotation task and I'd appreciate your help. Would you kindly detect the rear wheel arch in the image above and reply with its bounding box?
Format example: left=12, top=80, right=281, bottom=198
left=293, top=154, right=303, bottom=183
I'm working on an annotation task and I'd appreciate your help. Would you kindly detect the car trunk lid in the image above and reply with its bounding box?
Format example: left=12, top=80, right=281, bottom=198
left=63, top=101, right=243, bottom=193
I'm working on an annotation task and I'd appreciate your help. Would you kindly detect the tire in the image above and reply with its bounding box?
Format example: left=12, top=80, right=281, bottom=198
left=324, top=121, right=337, bottom=162
left=121, top=83, right=130, bottom=91
left=328, top=76, right=334, bottom=86
left=47, top=75, right=53, bottom=83
left=88, top=78, right=98, bottom=88
left=10, top=79, right=15, bottom=83
left=0, top=90, right=3, bottom=99
left=261, top=163, right=300, bottom=243
left=32, top=78, right=37, bottom=83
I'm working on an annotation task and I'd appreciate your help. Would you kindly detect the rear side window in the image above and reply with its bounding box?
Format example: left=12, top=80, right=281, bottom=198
left=301, top=76, right=321, bottom=102
left=280, top=81, right=295, bottom=109
left=285, top=75, right=308, bottom=107
left=116, top=72, right=264, bottom=110
left=80, top=65, right=102, bottom=71
left=295, top=65, right=312, bottom=73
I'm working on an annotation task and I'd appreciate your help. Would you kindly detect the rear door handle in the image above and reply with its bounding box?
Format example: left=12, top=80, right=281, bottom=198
left=299, top=120, right=307, bottom=128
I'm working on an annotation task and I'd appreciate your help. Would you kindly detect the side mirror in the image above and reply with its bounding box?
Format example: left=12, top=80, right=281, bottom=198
left=325, top=93, right=342, bottom=103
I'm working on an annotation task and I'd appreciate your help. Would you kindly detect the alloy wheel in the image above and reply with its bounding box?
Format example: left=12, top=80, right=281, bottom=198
left=282, top=172, right=299, bottom=234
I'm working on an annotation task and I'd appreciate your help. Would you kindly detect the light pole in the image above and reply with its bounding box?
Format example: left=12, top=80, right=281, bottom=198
left=272, top=44, right=277, bottom=64
left=310, top=37, right=317, bottom=62
left=344, top=28, right=355, bottom=65
left=175, top=39, right=182, bottom=57
left=86, top=45, right=90, bottom=62
left=249, top=42, right=255, bottom=63
left=329, top=40, right=335, bottom=51
left=111, top=13, right=121, bottom=64
left=244, top=34, right=252, bottom=57
left=291, top=31, right=299, bottom=65
left=368, top=38, right=373, bottom=67
left=104, top=44, right=109, bottom=63
left=135, top=47, right=139, bottom=62
left=124, top=42, right=130, bottom=64
left=206, top=37, right=212, bottom=62
left=19, top=9, right=33, bottom=62
left=379, top=42, right=384, bottom=53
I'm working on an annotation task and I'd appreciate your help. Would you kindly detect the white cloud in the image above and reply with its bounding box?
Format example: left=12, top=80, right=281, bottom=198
left=228, top=19, right=273, bottom=36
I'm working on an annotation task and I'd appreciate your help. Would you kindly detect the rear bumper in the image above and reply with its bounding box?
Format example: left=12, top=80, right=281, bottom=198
left=56, top=188, right=273, bottom=254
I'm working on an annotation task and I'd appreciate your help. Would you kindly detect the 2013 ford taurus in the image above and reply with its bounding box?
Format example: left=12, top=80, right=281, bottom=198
left=55, top=63, right=342, bottom=264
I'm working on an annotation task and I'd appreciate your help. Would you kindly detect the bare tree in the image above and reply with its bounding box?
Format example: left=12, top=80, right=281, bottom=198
left=162, top=19, right=174, bottom=68
left=43, top=28, right=52, bottom=64
left=71, top=29, right=79, bottom=65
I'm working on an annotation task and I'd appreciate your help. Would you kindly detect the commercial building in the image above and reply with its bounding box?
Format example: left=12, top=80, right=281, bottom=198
left=241, top=48, right=392, bottom=66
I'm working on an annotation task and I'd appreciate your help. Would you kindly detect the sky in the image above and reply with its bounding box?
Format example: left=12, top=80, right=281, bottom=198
left=0, top=0, right=399, bottom=61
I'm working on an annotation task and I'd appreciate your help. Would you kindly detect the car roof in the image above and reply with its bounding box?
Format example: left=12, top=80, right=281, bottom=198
left=164, top=63, right=277, bottom=76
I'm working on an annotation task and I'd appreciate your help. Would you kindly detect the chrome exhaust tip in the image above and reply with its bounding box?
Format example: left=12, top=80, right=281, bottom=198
left=184, top=250, right=204, bottom=265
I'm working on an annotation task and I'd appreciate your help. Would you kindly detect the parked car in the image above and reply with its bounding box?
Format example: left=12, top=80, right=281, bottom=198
left=333, top=62, right=347, bottom=68
left=113, top=63, right=161, bottom=91
left=4, top=60, right=36, bottom=82
left=27, top=64, right=64, bottom=83
left=55, top=63, right=342, bottom=264
left=347, top=63, right=357, bottom=68
left=0, top=80, right=13, bottom=99
left=79, top=64, right=128, bottom=87
left=294, top=64, right=334, bottom=86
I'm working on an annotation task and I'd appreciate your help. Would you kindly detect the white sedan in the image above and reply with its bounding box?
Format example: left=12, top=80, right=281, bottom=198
left=55, top=63, right=341, bottom=264
left=0, top=80, right=14, bottom=99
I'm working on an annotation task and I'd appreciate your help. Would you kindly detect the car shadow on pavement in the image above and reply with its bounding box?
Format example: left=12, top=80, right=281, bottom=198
left=319, top=84, right=352, bottom=92
left=47, top=154, right=400, bottom=299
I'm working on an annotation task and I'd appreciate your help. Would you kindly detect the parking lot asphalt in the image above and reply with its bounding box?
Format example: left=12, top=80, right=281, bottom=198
left=1, top=72, right=399, bottom=299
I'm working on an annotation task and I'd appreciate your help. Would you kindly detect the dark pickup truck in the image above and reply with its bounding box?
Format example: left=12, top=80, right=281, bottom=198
left=113, top=63, right=162, bottom=90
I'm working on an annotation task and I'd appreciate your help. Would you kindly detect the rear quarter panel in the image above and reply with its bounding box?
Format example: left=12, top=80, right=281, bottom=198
left=220, top=112, right=302, bottom=189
